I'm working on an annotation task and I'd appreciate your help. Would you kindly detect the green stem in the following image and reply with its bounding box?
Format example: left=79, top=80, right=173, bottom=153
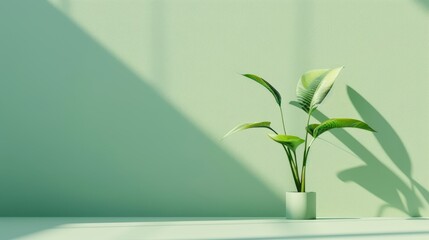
left=301, top=138, right=315, bottom=192
left=303, top=111, right=312, bottom=152
left=291, top=150, right=301, bottom=190
left=279, top=107, right=287, bottom=135
left=300, top=165, right=306, bottom=192
left=300, top=111, right=312, bottom=192
left=268, top=126, right=300, bottom=191
left=284, top=146, right=301, bottom=191
left=292, top=150, right=298, bottom=172
left=279, top=106, right=301, bottom=189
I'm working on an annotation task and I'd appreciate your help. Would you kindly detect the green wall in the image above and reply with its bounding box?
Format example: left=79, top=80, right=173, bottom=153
left=0, top=0, right=428, bottom=217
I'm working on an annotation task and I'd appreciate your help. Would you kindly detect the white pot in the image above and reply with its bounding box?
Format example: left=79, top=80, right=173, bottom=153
left=285, top=191, right=316, bottom=219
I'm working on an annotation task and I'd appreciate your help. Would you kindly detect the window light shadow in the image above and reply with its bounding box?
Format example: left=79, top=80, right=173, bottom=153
left=0, top=0, right=282, bottom=233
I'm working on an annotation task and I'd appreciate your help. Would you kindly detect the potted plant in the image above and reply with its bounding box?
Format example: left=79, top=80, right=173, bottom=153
left=223, top=67, right=375, bottom=219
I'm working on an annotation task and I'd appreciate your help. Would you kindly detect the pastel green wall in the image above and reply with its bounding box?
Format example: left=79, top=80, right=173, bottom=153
left=0, top=0, right=428, bottom=217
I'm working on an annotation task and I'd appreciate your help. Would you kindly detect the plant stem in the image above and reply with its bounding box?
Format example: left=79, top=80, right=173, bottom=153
left=283, top=146, right=301, bottom=191
left=300, top=165, right=306, bottom=192
left=279, top=107, right=287, bottom=135
left=301, top=138, right=315, bottom=192
left=278, top=106, right=301, bottom=190
left=300, top=111, right=312, bottom=192
left=268, top=126, right=301, bottom=191
left=291, top=150, right=301, bottom=191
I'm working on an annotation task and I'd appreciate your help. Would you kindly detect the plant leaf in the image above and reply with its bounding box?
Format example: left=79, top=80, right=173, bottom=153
left=296, top=67, right=343, bottom=113
left=268, top=134, right=304, bottom=151
left=223, top=121, right=272, bottom=139
left=242, top=74, right=282, bottom=106
left=313, top=118, right=376, bottom=138
left=306, top=124, right=319, bottom=137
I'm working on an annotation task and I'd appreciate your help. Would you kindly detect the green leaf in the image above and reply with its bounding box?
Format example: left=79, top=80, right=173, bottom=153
left=223, top=121, right=272, bottom=139
left=313, top=118, right=376, bottom=138
left=296, top=67, right=343, bottom=113
left=268, top=134, right=304, bottom=151
left=306, top=124, right=319, bottom=137
left=242, top=74, right=282, bottom=106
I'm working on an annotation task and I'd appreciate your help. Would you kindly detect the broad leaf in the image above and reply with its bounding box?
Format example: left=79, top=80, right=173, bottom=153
left=306, top=124, right=319, bottom=137
left=242, top=74, right=282, bottom=106
left=268, top=134, right=304, bottom=151
left=296, top=67, right=343, bottom=113
left=313, top=118, right=375, bottom=138
left=223, top=121, right=272, bottom=139
left=289, top=100, right=301, bottom=109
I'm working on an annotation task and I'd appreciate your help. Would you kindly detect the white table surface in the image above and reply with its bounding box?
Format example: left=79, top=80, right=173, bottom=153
left=0, top=217, right=428, bottom=240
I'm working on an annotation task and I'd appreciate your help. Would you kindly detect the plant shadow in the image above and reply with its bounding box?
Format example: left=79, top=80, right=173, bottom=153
left=310, top=86, right=428, bottom=216
left=415, top=0, right=429, bottom=11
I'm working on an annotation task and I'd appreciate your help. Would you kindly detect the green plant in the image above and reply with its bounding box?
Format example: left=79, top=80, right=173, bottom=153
left=223, top=67, right=375, bottom=192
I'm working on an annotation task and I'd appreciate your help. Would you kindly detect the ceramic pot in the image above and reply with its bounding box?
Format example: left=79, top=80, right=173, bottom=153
left=285, top=191, right=316, bottom=219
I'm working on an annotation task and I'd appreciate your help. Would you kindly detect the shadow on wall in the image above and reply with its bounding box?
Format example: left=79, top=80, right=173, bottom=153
left=0, top=0, right=281, bottom=217
left=415, top=0, right=429, bottom=11
left=312, top=86, right=429, bottom=217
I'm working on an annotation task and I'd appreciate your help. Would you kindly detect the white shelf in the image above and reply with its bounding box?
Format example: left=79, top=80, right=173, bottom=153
left=1, top=217, right=428, bottom=240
